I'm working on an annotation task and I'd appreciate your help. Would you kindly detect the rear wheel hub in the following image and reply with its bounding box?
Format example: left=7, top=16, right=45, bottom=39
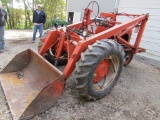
left=93, top=59, right=109, bottom=83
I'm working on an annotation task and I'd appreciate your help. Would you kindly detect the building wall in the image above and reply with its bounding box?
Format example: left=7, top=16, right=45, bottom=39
left=118, top=0, right=160, bottom=61
left=67, top=0, right=116, bottom=23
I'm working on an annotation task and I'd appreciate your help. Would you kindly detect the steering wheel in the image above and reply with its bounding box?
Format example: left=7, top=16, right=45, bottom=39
left=66, top=1, right=100, bottom=36
left=84, top=1, right=99, bottom=33
left=87, top=1, right=100, bottom=24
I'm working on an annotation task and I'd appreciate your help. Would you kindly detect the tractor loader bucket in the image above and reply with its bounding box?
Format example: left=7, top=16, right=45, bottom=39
left=0, top=49, right=65, bottom=120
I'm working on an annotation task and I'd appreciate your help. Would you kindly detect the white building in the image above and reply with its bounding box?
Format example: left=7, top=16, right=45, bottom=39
left=66, top=0, right=117, bottom=24
left=117, top=0, right=160, bottom=61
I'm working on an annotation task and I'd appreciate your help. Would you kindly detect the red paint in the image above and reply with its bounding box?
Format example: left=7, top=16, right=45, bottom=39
left=93, top=59, right=109, bottom=83
left=38, top=7, right=149, bottom=80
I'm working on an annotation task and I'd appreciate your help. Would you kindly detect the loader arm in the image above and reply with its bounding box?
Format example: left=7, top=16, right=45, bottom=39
left=63, top=14, right=149, bottom=79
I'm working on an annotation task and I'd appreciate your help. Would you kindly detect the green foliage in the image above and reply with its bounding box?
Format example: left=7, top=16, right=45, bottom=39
left=1, top=0, right=66, bottom=29
left=52, top=19, right=68, bottom=25
left=39, top=0, right=66, bottom=29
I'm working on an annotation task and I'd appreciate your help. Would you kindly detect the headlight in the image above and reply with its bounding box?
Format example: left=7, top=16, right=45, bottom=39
left=82, top=30, right=88, bottom=37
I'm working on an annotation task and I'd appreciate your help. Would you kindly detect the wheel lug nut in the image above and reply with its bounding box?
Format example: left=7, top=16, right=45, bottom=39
left=94, top=74, right=97, bottom=77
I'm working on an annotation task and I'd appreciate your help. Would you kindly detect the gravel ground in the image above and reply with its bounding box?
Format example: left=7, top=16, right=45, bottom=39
left=0, top=30, right=160, bottom=120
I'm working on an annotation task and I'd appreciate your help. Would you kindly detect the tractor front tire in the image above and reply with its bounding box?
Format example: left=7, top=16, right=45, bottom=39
left=75, top=39, right=124, bottom=100
left=38, top=29, right=67, bottom=66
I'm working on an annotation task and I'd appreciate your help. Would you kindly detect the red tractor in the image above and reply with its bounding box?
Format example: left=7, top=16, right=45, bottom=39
left=0, top=1, right=148, bottom=119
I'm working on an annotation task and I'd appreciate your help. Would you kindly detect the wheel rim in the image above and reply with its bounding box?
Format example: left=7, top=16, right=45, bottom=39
left=93, top=55, right=120, bottom=91
left=93, top=59, right=109, bottom=83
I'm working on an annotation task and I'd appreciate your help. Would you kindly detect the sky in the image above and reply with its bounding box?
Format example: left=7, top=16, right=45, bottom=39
left=12, top=0, right=66, bottom=9
left=13, top=0, right=32, bottom=9
left=13, top=0, right=24, bottom=8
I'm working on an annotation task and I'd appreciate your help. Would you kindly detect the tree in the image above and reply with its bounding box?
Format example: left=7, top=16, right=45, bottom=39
left=1, top=0, right=66, bottom=29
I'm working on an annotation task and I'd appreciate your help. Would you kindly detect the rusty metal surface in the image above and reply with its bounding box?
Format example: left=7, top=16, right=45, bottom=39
left=0, top=49, right=65, bottom=120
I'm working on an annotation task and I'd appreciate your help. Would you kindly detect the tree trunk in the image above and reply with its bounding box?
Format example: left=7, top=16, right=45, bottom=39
left=27, top=11, right=31, bottom=28
left=6, top=5, right=12, bottom=29
left=32, top=0, right=34, bottom=13
left=12, top=0, right=14, bottom=28
left=22, top=0, right=28, bottom=28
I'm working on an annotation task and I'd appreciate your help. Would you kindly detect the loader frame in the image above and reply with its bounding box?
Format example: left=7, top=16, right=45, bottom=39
left=39, top=9, right=149, bottom=79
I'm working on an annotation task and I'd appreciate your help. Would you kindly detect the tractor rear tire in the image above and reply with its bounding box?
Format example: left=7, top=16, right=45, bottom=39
left=75, top=39, right=124, bottom=100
